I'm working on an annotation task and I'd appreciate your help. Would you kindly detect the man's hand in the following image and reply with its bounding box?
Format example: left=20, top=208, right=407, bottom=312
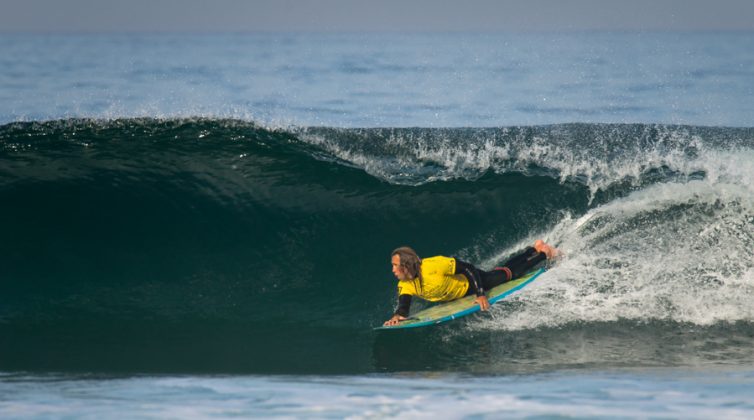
left=475, top=295, right=490, bottom=311
left=383, top=314, right=408, bottom=326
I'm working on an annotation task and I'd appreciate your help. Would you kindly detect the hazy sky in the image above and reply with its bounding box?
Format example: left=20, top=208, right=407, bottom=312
left=2, top=0, right=753, bottom=33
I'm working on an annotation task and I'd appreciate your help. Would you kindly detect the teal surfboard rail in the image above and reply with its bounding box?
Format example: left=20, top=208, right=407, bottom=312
left=375, top=267, right=546, bottom=330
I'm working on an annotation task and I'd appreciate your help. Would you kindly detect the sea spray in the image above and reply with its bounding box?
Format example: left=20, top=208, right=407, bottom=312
left=1, top=118, right=753, bottom=373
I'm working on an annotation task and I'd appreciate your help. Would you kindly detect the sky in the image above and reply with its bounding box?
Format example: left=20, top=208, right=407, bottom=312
left=1, top=0, right=753, bottom=33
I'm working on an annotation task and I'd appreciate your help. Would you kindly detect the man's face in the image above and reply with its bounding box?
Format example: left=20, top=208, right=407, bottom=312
left=391, top=254, right=409, bottom=280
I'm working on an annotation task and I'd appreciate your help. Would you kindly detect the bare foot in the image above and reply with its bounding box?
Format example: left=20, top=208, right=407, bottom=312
left=534, top=239, right=560, bottom=259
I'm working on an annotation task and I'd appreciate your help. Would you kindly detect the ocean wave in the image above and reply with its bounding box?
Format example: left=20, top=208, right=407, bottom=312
left=475, top=177, right=754, bottom=332
left=297, top=124, right=754, bottom=194
left=2, top=117, right=754, bottom=372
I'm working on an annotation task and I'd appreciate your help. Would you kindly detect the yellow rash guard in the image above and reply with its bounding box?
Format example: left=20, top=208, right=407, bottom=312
left=392, top=247, right=546, bottom=318
left=396, top=256, right=469, bottom=302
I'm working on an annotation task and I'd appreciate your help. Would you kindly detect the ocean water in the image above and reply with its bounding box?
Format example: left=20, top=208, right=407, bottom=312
left=2, top=32, right=754, bottom=418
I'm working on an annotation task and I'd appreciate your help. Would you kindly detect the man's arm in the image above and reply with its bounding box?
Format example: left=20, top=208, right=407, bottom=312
left=394, top=294, right=412, bottom=317
left=455, top=259, right=485, bottom=296
left=455, top=259, right=490, bottom=310
left=384, top=294, right=412, bottom=326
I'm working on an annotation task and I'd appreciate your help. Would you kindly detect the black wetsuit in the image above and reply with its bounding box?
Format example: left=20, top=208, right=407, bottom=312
left=394, top=247, right=546, bottom=317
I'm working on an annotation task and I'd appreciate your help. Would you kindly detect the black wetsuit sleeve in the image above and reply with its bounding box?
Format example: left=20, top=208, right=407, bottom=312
left=394, top=294, right=412, bottom=317
left=455, top=259, right=485, bottom=297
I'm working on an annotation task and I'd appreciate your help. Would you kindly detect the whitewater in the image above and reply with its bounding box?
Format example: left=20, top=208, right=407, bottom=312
left=2, top=32, right=754, bottom=418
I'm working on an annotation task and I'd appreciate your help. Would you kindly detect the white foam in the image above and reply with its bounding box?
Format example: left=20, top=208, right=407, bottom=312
left=3, top=372, right=754, bottom=419
left=478, top=171, right=754, bottom=330
left=294, top=125, right=737, bottom=198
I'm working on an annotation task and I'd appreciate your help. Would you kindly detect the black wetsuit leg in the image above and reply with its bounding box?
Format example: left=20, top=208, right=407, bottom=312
left=464, top=247, right=547, bottom=296
left=505, top=247, right=546, bottom=279
left=478, top=270, right=507, bottom=291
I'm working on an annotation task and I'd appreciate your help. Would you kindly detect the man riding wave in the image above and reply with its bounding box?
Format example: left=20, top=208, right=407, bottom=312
left=384, top=240, right=559, bottom=326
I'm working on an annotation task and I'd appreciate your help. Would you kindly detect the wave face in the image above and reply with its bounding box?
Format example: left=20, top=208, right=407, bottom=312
left=1, top=118, right=754, bottom=374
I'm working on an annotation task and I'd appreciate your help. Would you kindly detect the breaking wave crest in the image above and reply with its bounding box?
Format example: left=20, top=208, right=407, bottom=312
left=1, top=118, right=753, bottom=373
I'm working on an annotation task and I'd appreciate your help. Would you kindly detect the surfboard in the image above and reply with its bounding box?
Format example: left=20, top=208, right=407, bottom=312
left=374, top=267, right=546, bottom=330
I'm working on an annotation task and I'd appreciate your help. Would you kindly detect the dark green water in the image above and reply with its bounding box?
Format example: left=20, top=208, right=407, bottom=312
left=2, top=119, right=753, bottom=374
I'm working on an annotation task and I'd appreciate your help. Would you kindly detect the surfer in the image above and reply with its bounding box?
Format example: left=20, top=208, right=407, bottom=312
left=383, top=240, right=559, bottom=326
